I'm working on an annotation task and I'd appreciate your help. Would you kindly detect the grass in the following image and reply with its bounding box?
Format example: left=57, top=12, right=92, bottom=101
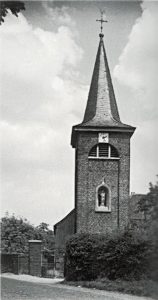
left=62, top=277, right=158, bottom=299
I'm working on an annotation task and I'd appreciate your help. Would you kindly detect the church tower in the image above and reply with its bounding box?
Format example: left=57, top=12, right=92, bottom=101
left=71, top=28, right=135, bottom=235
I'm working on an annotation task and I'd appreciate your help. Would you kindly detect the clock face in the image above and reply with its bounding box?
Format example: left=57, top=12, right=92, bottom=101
left=98, top=133, right=109, bottom=143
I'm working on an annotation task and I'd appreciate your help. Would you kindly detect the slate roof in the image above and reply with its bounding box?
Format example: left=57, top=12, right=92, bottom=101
left=81, top=35, right=133, bottom=128
left=71, top=34, right=135, bottom=147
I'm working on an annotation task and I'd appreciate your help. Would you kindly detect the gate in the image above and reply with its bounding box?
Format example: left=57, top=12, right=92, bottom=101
left=42, top=253, right=55, bottom=278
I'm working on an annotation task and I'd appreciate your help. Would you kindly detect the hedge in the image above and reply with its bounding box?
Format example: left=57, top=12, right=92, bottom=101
left=65, top=231, right=152, bottom=281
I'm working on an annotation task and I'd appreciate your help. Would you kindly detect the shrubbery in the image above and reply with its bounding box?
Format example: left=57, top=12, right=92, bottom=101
left=65, top=231, right=152, bottom=281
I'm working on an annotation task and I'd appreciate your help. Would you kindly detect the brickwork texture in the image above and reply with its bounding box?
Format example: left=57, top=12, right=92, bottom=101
left=29, top=240, right=42, bottom=277
left=75, top=131, right=131, bottom=234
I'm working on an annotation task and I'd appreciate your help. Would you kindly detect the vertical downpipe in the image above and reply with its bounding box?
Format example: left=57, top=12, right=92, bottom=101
left=74, top=148, right=78, bottom=233
left=117, top=160, right=120, bottom=228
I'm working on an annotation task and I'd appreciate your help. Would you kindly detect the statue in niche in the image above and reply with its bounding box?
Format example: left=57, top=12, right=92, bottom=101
left=98, top=186, right=107, bottom=207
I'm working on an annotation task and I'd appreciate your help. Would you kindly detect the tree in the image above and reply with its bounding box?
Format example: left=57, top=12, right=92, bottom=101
left=36, top=222, right=55, bottom=252
left=137, top=177, right=158, bottom=234
left=1, top=213, right=37, bottom=253
left=1, top=213, right=54, bottom=254
left=0, top=1, right=25, bottom=24
left=137, top=177, right=158, bottom=281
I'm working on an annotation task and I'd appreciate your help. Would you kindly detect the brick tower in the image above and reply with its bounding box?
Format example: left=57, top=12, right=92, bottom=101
left=71, top=32, right=135, bottom=235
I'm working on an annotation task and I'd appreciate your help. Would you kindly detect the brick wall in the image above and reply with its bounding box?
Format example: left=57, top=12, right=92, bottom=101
left=54, top=209, right=75, bottom=277
left=75, top=131, right=131, bottom=234
left=29, top=240, right=42, bottom=277
left=54, top=209, right=75, bottom=249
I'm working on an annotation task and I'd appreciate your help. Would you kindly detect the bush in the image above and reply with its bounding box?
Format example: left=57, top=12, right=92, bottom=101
left=65, top=233, right=100, bottom=281
left=65, top=231, right=151, bottom=281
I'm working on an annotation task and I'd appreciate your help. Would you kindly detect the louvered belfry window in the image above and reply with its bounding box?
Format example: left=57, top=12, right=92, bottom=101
left=89, top=143, right=119, bottom=158
left=99, top=144, right=109, bottom=157
left=89, top=146, right=97, bottom=157
left=111, top=146, right=118, bottom=158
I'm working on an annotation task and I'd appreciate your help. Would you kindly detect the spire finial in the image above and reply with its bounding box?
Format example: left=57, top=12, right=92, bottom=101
left=96, top=10, right=108, bottom=38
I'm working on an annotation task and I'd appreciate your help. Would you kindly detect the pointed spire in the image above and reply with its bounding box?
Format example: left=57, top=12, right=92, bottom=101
left=71, top=19, right=136, bottom=148
left=81, top=34, right=123, bottom=127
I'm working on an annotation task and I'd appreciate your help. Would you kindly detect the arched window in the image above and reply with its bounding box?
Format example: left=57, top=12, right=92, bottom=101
left=96, top=184, right=111, bottom=212
left=89, top=143, right=119, bottom=159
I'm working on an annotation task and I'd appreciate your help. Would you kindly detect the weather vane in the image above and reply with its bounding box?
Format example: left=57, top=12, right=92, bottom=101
left=96, top=10, right=108, bottom=35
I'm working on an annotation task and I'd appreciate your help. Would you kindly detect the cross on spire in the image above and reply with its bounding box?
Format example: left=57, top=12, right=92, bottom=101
left=96, top=11, right=108, bottom=37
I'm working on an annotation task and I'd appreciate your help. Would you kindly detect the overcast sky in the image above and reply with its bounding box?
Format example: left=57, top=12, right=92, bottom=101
left=0, top=1, right=158, bottom=228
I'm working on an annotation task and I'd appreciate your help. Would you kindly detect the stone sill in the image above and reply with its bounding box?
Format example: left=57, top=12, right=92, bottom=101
left=88, top=157, right=120, bottom=160
left=95, top=207, right=111, bottom=213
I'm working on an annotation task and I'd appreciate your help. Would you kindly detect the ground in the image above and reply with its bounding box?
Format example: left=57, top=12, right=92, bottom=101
left=1, top=274, right=153, bottom=300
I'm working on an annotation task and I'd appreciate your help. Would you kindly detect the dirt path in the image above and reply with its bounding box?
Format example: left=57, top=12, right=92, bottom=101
left=1, top=274, right=153, bottom=300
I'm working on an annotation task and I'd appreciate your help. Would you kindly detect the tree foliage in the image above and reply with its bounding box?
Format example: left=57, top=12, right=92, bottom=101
left=36, top=222, right=55, bottom=252
left=137, top=178, right=158, bottom=281
left=136, top=177, right=158, bottom=246
left=1, top=213, right=54, bottom=254
left=0, top=1, right=25, bottom=24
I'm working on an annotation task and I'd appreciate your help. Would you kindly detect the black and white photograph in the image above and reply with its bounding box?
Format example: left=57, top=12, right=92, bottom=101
left=1, top=1, right=158, bottom=299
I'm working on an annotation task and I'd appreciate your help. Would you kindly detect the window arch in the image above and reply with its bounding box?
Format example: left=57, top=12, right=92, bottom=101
left=89, top=143, right=119, bottom=159
left=96, top=184, right=111, bottom=212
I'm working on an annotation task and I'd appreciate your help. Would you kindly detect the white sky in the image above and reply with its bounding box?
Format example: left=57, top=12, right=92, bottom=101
left=0, top=1, right=158, bottom=228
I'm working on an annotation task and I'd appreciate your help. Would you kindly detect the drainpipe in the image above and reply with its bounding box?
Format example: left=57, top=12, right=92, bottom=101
left=117, top=160, right=120, bottom=228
